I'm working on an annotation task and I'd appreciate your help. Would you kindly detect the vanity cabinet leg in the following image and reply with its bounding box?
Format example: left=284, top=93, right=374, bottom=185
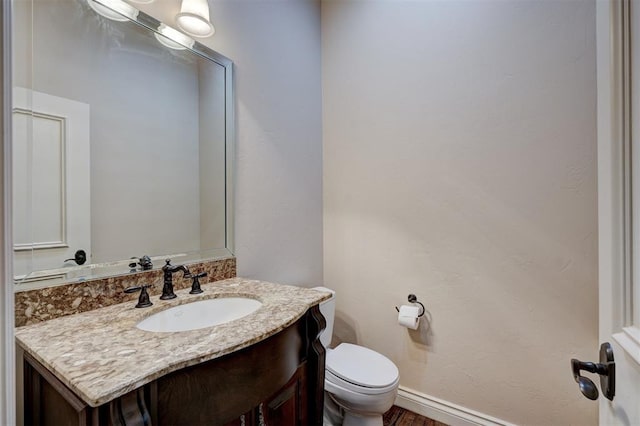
left=108, top=388, right=152, bottom=426
left=306, top=305, right=326, bottom=426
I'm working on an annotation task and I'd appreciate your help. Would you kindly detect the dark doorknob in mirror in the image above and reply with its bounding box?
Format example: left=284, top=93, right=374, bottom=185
left=64, top=249, right=87, bottom=266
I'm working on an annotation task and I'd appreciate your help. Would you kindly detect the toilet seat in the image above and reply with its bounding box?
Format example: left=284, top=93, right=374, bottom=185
left=326, top=370, right=399, bottom=396
left=326, top=343, right=399, bottom=395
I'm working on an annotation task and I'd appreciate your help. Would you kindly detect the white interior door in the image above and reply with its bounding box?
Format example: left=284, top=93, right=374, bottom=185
left=597, top=1, right=640, bottom=424
left=12, top=88, right=91, bottom=282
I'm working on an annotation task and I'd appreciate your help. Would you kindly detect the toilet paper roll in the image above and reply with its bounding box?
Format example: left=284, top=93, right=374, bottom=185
left=398, top=305, right=420, bottom=330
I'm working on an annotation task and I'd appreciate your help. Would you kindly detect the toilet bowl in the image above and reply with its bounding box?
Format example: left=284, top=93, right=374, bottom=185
left=313, top=287, right=400, bottom=426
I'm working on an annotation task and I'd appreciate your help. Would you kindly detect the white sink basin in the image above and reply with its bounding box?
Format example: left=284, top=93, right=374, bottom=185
left=136, top=297, right=262, bottom=332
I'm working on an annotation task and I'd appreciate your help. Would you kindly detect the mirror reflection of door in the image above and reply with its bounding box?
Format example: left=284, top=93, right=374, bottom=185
left=12, top=88, right=91, bottom=283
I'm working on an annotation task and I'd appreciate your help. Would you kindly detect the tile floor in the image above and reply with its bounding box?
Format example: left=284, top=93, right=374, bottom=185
left=382, top=405, right=449, bottom=426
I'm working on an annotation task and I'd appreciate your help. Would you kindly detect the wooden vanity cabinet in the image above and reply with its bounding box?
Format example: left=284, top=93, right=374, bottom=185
left=23, top=306, right=326, bottom=426
left=222, top=366, right=307, bottom=426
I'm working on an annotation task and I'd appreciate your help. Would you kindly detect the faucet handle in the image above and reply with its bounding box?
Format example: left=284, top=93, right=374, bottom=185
left=138, top=255, right=153, bottom=270
left=124, top=284, right=153, bottom=308
left=189, top=272, right=207, bottom=294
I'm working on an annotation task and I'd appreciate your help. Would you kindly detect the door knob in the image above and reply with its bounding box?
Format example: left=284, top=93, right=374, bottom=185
left=64, top=249, right=87, bottom=265
left=571, top=342, right=615, bottom=401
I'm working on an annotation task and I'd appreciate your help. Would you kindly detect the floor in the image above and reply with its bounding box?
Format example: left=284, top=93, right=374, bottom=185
left=383, top=406, right=449, bottom=426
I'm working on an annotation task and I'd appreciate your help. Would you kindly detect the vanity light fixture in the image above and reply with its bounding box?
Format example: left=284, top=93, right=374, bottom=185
left=175, top=0, right=215, bottom=38
left=86, top=0, right=139, bottom=22
left=154, top=24, right=195, bottom=50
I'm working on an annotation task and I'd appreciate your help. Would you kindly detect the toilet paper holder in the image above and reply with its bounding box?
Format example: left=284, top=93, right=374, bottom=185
left=395, top=294, right=425, bottom=317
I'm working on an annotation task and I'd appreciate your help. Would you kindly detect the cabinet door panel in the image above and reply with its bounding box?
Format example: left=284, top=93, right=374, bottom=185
left=262, top=366, right=305, bottom=426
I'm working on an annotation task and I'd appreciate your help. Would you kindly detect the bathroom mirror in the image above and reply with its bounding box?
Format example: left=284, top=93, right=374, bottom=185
left=12, top=0, right=234, bottom=287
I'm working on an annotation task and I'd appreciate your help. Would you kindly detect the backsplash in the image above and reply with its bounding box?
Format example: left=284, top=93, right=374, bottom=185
left=15, top=257, right=236, bottom=327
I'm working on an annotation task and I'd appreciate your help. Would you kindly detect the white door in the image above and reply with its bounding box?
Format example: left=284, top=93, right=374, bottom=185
left=597, top=1, right=640, bottom=424
left=12, top=88, right=91, bottom=282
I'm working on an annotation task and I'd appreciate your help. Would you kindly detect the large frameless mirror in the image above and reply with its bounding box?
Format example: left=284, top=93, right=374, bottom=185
left=12, top=0, right=234, bottom=288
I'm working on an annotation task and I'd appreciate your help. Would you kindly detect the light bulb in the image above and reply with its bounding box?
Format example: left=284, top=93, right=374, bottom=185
left=154, top=24, right=195, bottom=51
left=87, top=0, right=139, bottom=22
left=175, top=0, right=215, bottom=38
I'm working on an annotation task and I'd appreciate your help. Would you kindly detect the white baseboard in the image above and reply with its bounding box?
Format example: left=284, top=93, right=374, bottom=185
left=394, top=386, right=516, bottom=426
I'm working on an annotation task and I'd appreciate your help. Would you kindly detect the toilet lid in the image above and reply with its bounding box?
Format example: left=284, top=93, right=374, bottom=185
left=326, top=343, right=399, bottom=389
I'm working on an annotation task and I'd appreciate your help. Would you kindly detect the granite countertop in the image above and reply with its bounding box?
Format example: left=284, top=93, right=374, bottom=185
left=15, top=278, right=331, bottom=407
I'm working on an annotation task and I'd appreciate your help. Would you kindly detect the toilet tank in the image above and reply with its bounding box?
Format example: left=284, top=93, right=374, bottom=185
left=312, top=287, right=335, bottom=348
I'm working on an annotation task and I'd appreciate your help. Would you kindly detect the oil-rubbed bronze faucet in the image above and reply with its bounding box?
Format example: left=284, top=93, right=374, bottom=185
left=161, top=259, right=191, bottom=300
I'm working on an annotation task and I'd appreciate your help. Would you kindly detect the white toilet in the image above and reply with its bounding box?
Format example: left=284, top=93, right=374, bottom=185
left=313, top=287, right=400, bottom=426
